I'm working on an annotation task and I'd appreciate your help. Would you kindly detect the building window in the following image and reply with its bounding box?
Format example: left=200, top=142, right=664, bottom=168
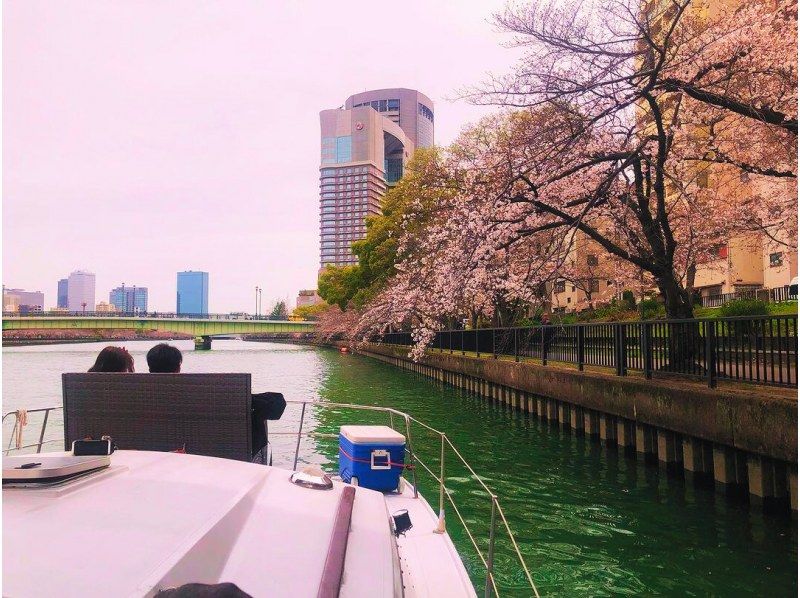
left=418, top=103, right=434, bottom=122
left=554, top=280, right=566, bottom=293
left=336, top=136, right=352, bottom=163
left=717, top=245, right=728, bottom=259
left=589, top=279, right=600, bottom=293
left=587, top=254, right=598, bottom=266
left=770, top=252, right=784, bottom=267
left=388, top=99, right=399, bottom=110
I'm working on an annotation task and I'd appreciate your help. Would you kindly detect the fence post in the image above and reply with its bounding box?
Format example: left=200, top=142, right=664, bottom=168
left=450, top=329, right=453, bottom=354
left=615, top=324, right=627, bottom=376
left=643, top=323, right=653, bottom=379
left=462, top=329, right=465, bottom=356
left=577, top=326, right=585, bottom=371
left=514, top=328, right=519, bottom=362
left=492, top=329, right=497, bottom=359
left=541, top=326, right=547, bottom=366
left=476, top=329, right=480, bottom=359
left=706, top=320, right=717, bottom=388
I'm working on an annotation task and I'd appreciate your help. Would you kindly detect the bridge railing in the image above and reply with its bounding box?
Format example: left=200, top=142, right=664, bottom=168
left=375, top=314, right=797, bottom=388
left=2, top=311, right=310, bottom=322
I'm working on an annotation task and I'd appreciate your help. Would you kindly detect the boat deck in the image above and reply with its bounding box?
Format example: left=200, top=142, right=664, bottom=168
left=3, top=451, right=475, bottom=597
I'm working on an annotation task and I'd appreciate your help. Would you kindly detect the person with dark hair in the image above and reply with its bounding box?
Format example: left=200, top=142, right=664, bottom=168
left=88, top=346, right=135, bottom=373
left=146, top=343, right=183, bottom=373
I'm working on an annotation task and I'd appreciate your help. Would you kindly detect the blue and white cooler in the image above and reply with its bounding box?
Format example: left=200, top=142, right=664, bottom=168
left=339, top=425, right=406, bottom=492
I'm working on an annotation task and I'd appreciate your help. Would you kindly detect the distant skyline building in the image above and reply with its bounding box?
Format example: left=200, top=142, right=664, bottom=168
left=95, top=301, right=118, bottom=313
left=3, top=287, right=45, bottom=313
left=296, top=289, right=323, bottom=309
left=67, top=270, right=96, bottom=312
left=109, top=285, right=148, bottom=313
left=57, top=278, right=69, bottom=308
left=177, top=271, right=209, bottom=315
left=319, top=88, right=434, bottom=268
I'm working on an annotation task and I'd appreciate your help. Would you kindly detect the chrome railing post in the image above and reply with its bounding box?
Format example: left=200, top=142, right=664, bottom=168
left=435, top=432, right=446, bottom=533
left=292, top=402, right=307, bottom=471
left=36, top=409, right=51, bottom=453
left=485, top=496, right=498, bottom=598
left=6, top=416, right=19, bottom=455
left=403, top=415, right=418, bottom=498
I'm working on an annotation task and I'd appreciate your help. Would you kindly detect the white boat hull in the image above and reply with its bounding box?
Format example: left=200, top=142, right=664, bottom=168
left=3, top=451, right=476, bottom=598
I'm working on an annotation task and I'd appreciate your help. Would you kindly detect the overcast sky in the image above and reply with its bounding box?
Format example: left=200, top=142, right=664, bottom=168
left=3, top=0, right=516, bottom=313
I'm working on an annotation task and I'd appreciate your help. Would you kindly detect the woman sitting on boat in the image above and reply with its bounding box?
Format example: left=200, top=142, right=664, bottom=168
left=88, top=346, right=135, bottom=373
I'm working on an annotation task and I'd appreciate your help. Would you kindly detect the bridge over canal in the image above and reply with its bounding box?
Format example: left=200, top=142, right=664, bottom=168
left=2, top=315, right=316, bottom=349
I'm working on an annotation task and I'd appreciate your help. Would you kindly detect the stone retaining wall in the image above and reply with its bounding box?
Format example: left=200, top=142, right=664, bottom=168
left=357, top=342, right=798, bottom=511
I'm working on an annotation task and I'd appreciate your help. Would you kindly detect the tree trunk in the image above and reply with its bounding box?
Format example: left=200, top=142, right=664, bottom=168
left=658, top=274, right=694, bottom=319
left=656, top=272, right=699, bottom=372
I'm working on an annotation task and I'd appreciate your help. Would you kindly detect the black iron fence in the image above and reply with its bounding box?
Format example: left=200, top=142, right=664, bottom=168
left=376, top=315, right=797, bottom=388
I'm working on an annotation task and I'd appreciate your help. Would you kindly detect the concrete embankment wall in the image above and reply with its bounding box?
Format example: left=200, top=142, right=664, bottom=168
left=357, top=342, right=798, bottom=512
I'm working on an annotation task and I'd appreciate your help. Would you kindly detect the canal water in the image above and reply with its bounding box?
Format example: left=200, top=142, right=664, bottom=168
left=2, top=340, right=796, bottom=596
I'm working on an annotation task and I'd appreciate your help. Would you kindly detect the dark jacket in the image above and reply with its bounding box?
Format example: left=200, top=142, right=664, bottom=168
left=251, top=392, right=286, bottom=456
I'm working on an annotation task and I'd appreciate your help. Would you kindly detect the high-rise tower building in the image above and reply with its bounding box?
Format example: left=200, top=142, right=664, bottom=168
left=57, top=278, right=69, bottom=308
left=319, top=88, right=434, bottom=268
left=176, top=271, right=209, bottom=315
left=67, top=270, right=95, bottom=312
left=109, top=285, right=148, bottom=313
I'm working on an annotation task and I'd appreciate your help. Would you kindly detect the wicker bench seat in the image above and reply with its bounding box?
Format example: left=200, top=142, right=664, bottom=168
left=63, top=373, right=252, bottom=461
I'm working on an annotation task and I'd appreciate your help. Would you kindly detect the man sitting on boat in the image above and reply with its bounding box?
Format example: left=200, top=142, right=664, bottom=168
left=147, top=343, right=183, bottom=373
left=143, top=343, right=286, bottom=460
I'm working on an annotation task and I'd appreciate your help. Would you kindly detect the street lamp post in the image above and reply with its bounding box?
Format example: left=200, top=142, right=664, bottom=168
left=255, top=286, right=260, bottom=318
left=258, top=288, right=262, bottom=318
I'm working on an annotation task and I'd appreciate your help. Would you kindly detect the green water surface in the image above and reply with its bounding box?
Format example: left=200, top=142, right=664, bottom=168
left=2, top=340, right=796, bottom=596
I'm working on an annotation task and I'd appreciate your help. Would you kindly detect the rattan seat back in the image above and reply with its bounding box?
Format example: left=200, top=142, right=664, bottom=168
left=63, top=373, right=252, bottom=461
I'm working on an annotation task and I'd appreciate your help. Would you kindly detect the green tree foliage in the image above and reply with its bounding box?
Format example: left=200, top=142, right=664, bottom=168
left=317, top=148, right=449, bottom=309
left=291, top=302, right=328, bottom=321
left=269, top=300, right=288, bottom=320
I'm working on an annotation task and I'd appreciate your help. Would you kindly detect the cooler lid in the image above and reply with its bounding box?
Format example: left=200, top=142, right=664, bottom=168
left=340, top=425, right=405, bottom=445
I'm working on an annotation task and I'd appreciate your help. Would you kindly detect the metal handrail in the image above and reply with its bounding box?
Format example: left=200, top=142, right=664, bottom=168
left=3, top=407, right=62, bottom=456
left=280, top=399, right=540, bottom=597
left=1, top=401, right=540, bottom=596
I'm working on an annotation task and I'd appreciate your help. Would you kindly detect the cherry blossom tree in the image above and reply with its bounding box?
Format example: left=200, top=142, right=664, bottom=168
left=461, top=0, right=797, bottom=318
left=345, top=0, right=797, bottom=362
